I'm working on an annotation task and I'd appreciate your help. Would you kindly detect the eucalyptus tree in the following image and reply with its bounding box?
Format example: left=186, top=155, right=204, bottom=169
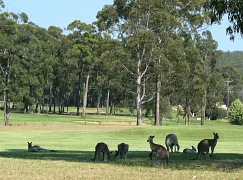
left=46, top=26, right=70, bottom=114
left=0, top=0, right=4, bottom=10
left=67, top=20, right=101, bottom=116
left=204, top=0, right=243, bottom=40
left=95, top=33, right=129, bottom=115
left=194, top=31, right=218, bottom=125
left=0, top=11, right=29, bottom=125
left=96, top=0, right=212, bottom=125
left=96, top=0, right=178, bottom=125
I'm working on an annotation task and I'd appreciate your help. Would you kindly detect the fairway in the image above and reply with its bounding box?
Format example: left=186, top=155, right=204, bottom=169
left=0, top=112, right=242, bottom=180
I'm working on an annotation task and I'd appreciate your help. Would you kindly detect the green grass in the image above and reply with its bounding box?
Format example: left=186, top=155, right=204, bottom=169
left=0, top=110, right=242, bottom=180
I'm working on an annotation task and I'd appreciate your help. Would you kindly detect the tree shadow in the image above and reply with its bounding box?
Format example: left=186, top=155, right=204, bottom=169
left=0, top=149, right=242, bottom=171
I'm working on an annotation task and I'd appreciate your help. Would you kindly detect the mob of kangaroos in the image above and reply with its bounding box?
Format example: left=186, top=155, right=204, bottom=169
left=27, top=132, right=219, bottom=166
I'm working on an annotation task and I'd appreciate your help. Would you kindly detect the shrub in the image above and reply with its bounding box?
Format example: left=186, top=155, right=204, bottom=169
left=229, top=99, right=243, bottom=125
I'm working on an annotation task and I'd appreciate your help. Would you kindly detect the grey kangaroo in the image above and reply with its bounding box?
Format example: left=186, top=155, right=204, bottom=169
left=92, top=142, right=112, bottom=161
left=183, top=146, right=197, bottom=153
left=114, top=143, right=129, bottom=159
left=27, top=142, right=56, bottom=152
left=147, top=136, right=169, bottom=165
left=165, top=134, right=180, bottom=152
left=195, top=132, right=219, bottom=160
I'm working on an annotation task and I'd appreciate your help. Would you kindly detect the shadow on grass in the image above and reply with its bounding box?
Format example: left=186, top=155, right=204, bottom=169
left=0, top=149, right=242, bottom=171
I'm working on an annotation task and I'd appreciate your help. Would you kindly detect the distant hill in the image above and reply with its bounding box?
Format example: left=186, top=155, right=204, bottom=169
left=219, top=51, right=243, bottom=71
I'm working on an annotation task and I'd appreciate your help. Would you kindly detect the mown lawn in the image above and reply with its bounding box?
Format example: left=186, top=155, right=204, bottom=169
left=0, top=111, right=242, bottom=180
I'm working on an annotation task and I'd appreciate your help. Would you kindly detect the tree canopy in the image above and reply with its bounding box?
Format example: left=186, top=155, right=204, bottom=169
left=205, top=0, right=243, bottom=40
left=0, top=0, right=243, bottom=126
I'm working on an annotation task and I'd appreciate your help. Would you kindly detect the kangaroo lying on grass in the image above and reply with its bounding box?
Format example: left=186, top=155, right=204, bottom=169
left=183, top=146, right=197, bottom=153
left=27, top=142, right=56, bottom=152
left=91, top=142, right=112, bottom=161
left=147, top=136, right=169, bottom=166
left=195, top=132, right=219, bottom=160
left=114, top=143, right=129, bottom=159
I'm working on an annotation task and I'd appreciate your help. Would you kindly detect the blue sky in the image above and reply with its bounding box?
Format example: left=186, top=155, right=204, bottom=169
left=2, top=0, right=243, bottom=52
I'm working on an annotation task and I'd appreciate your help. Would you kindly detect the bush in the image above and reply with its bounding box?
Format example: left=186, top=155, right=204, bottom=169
left=206, top=106, right=227, bottom=120
left=229, top=99, right=243, bottom=125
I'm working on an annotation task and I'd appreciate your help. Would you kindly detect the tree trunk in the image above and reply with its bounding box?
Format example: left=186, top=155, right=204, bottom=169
left=82, top=73, right=90, bottom=117
left=136, top=75, right=142, bottom=126
left=201, top=92, right=207, bottom=125
left=76, top=72, right=82, bottom=115
left=3, top=89, right=10, bottom=126
left=96, top=93, right=101, bottom=115
left=184, top=104, right=190, bottom=125
left=155, top=75, right=161, bottom=126
left=49, top=92, right=52, bottom=113
left=106, top=90, right=110, bottom=116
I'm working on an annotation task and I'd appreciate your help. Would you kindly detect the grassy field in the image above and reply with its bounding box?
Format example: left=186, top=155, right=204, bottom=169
left=0, top=111, right=242, bottom=180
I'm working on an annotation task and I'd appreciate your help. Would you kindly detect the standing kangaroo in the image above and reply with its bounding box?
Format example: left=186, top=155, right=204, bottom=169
left=27, top=142, right=56, bottom=152
left=114, top=143, right=129, bottom=159
left=147, top=136, right=169, bottom=166
left=165, top=134, right=180, bottom=152
left=195, top=132, right=219, bottom=160
left=91, top=142, right=112, bottom=161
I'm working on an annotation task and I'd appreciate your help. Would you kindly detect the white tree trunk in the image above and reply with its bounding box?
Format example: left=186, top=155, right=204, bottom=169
left=82, top=74, right=90, bottom=117
left=136, top=74, right=142, bottom=126
left=201, top=92, right=207, bottom=125
left=155, top=76, right=161, bottom=125
left=106, top=90, right=110, bottom=116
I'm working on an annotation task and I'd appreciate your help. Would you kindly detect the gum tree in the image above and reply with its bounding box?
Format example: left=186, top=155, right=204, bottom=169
left=96, top=0, right=211, bottom=126
left=205, top=0, right=243, bottom=40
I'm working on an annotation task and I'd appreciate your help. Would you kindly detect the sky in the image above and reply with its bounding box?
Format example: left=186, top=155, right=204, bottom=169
left=2, top=0, right=243, bottom=52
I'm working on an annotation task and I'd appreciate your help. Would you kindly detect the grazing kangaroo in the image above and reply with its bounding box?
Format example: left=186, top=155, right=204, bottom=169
left=165, top=134, right=180, bottom=152
left=91, top=142, right=112, bottom=161
left=183, top=146, right=197, bottom=153
left=114, top=143, right=129, bottom=159
left=147, top=136, right=169, bottom=166
left=27, top=142, right=56, bottom=152
left=195, top=132, right=219, bottom=160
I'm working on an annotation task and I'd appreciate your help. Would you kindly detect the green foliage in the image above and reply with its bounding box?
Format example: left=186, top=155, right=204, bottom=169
left=204, top=0, right=243, bottom=40
left=1, top=1, right=243, bottom=128
left=219, top=51, right=243, bottom=73
left=229, top=99, right=243, bottom=125
left=207, top=106, right=227, bottom=120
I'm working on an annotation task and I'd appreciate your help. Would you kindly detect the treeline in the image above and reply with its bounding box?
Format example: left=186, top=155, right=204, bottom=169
left=0, top=1, right=243, bottom=126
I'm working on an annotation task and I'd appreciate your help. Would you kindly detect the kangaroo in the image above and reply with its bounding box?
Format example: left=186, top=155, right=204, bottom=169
left=114, top=143, right=129, bottom=159
left=165, top=134, right=180, bottom=152
left=183, top=146, right=197, bottom=153
left=147, top=136, right=169, bottom=166
left=91, top=142, right=112, bottom=161
left=195, top=132, right=219, bottom=160
left=27, top=142, right=56, bottom=152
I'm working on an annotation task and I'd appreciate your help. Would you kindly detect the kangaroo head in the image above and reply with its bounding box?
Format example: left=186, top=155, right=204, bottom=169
left=147, top=135, right=155, bottom=142
left=192, top=146, right=196, bottom=151
left=213, top=132, right=219, bottom=140
left=27, top=142, right=33, bottom=150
